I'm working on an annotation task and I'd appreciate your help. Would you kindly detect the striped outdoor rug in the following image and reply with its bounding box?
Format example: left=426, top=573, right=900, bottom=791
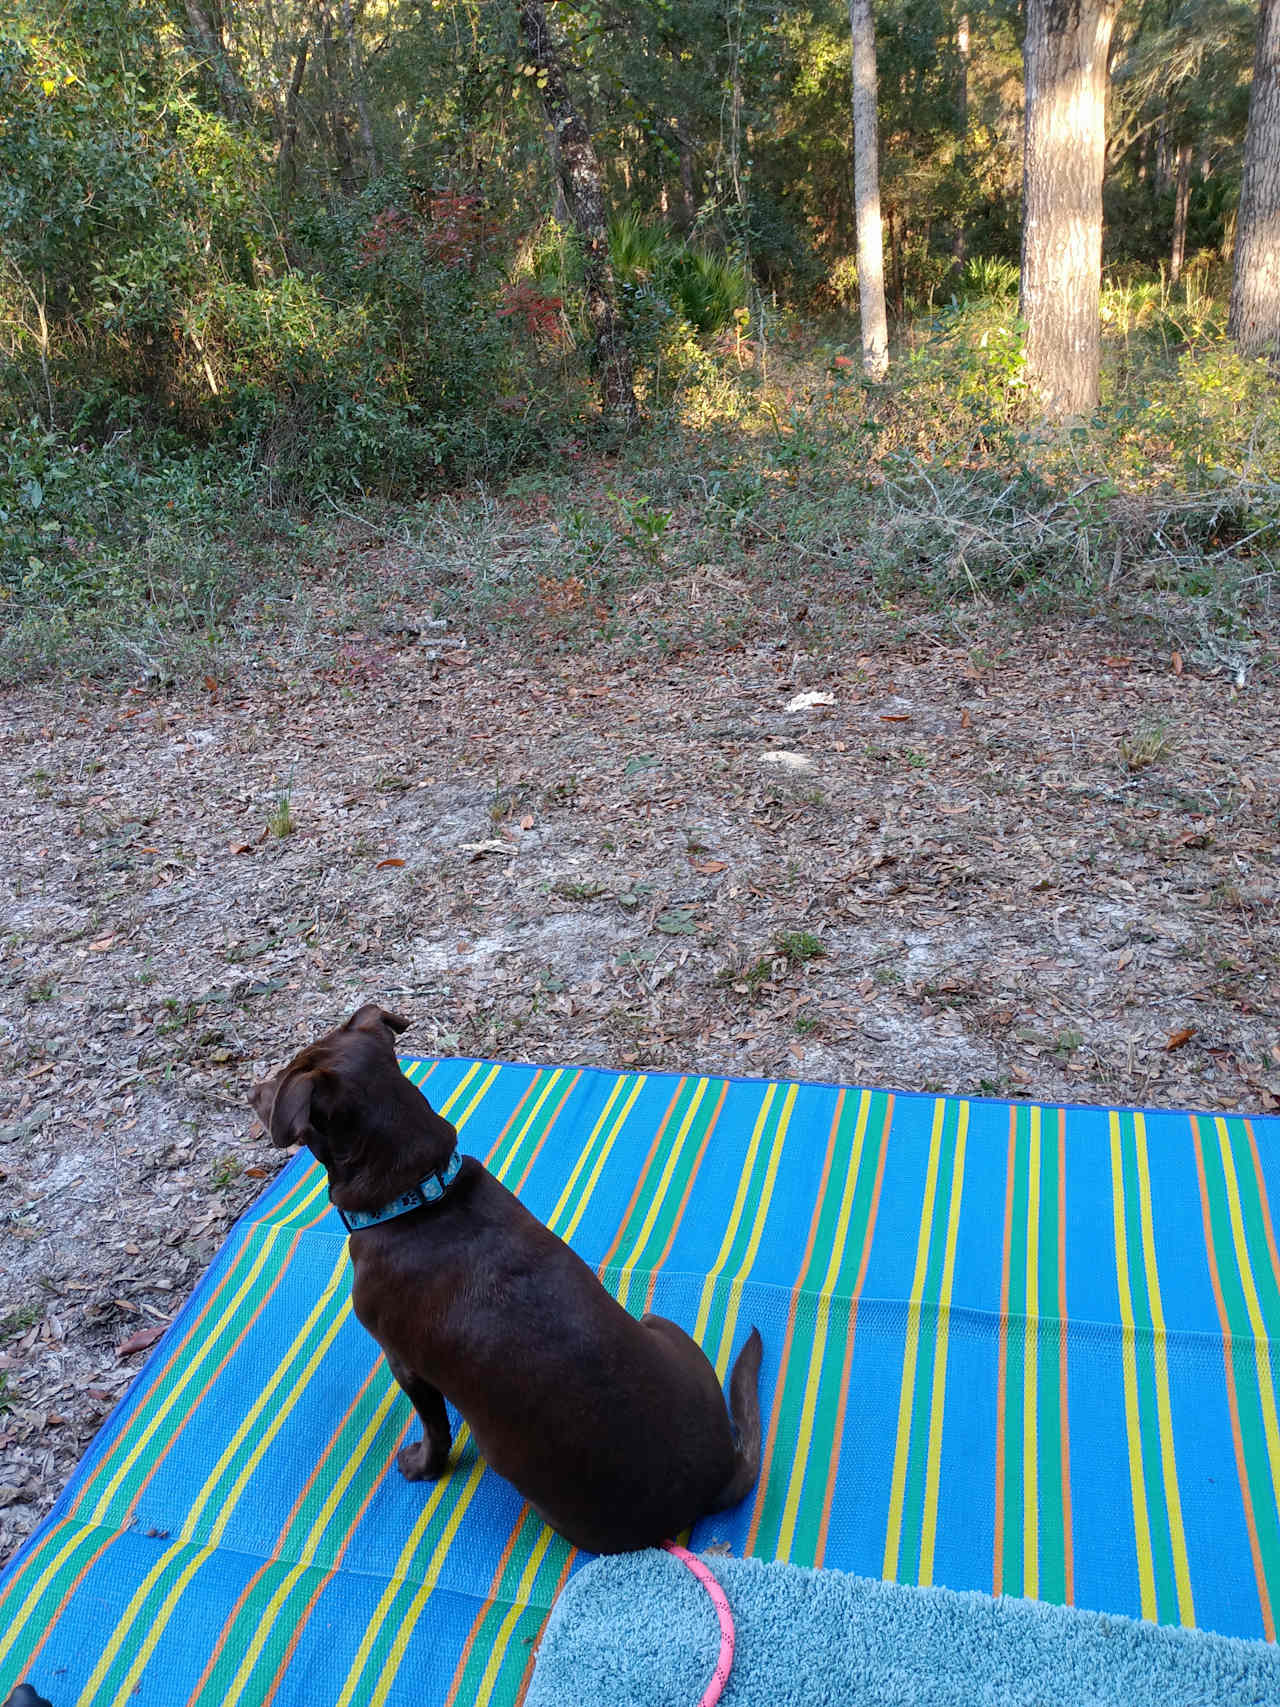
left=1, top=1060, right=1278, bottom=1707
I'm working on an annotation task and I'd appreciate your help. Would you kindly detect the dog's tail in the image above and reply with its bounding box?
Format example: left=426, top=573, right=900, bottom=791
left=713, top=1325, right=763, bottom=1511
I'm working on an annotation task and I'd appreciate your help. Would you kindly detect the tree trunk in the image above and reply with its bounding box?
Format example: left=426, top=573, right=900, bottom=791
left=1229, top=0, right=1280, bottom=360
left=1170, top=140, right=1192, bottom=285
left=277, top=33, right=311, bottom=218
left=676, top=119, right=697, bottom=229
left=518, top=0, right=639, bottom=425
left=849, top=0, right=889, bottom=380
left=1020, top=0, right=1117, bottom=418
left=184, top=0, right=251, bottom=123
left=321, top=10, right=357, bottom=196
left=953, top=12, right=970, bottom=272
left=341, top=0, right=378, bottom=178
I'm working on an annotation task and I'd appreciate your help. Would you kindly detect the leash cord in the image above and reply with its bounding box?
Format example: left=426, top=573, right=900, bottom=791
left=661, top=1540, right=735, bottom=1707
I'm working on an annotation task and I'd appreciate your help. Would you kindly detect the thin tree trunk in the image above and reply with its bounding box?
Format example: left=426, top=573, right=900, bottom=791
left=676, top=119, right=697, bottom=229
left=953, top=12, right=970, bottom=272
left=1170, top=140, right=1192, bottom=285
left=277, top=33, right=311, bottom=217
left=321, top=10, right=357, bottom=196
left=341, top=0, right=378, bottom=178
left=1229, top=0, right=1280, bottom=360
left=725, top=1, right=747, bottom=221
left=1020, top=0, right=1117, bottom=418
left=849, top=0, right=889, bottom=380
left=518, top=0, right=638, bottom=424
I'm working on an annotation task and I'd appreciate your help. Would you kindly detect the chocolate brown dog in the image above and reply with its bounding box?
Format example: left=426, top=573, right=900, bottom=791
left=249, top=1004, right=763, bottom=1553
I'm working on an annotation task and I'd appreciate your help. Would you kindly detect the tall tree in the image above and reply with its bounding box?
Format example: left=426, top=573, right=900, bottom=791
left=1020, top=0, right=1118, bottom=416
left=849, top=0, right=889, bottom=379
left=1229, top=0, right=1280, bottom=359
left=518, top=0, right=639, bottom=425
left=1169, top=138, right=1193, bottom=282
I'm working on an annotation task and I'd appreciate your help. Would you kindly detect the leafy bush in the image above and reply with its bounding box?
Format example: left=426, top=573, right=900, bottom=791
left=958, top=256, right=1019, bottom=301
left=606, top=215, right=748, bottom=337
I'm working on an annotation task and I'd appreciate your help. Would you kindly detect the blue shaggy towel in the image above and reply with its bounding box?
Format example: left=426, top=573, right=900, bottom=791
left=526, top=1551, right=1280, bottom=1707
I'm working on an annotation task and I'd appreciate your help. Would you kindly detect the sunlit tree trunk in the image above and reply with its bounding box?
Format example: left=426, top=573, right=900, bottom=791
left=849, top=0, right=889, bottom=380
left=1170, top=140, right=1192, bottom=285
left=518, top=0, right=639, bottom=424
left=953, top=12, right=970, bottom=272
left=1020, top=0, right=1117, bottom=417
left=1229, top=0, right=1280, bottom=360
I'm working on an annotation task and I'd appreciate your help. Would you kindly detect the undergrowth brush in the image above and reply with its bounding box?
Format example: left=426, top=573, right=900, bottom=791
left=2, top=289, right=1276, bottom=687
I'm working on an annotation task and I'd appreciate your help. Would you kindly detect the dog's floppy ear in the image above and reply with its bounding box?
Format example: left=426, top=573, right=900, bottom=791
left=345, top=1003, right=410, bottom=1038
left=259, top=1067, right=328, bottom=1150
left=248, top=1076, right=278, bottom=1133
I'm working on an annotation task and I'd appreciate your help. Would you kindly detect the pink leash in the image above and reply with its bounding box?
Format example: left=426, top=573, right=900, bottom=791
left=661, top=1540, right=735, bottom=1707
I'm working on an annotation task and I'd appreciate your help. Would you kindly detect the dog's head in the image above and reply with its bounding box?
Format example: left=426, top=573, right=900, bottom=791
left=249, top=1004, right=411, bottom=1169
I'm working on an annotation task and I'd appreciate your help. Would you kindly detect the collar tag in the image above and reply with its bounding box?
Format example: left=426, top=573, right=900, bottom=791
left=336, top=1150, right=462, bottom=1233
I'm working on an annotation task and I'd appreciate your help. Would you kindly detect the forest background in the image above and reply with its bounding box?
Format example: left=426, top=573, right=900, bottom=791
left=0, top=0, right=1277, bottom=680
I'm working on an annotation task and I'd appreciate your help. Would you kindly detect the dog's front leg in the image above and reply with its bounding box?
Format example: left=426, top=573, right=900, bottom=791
left=386, top=1353, right=453, bottom=1480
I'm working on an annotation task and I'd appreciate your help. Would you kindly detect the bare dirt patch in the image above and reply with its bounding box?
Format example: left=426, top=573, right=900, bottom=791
left=2, top=621, right=1278, bottom=1561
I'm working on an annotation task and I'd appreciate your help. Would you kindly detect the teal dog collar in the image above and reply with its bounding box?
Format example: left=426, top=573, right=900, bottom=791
left=335, top=1150, right=463, bottom=1233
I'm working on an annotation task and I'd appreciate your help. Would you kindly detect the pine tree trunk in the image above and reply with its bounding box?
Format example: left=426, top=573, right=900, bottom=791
left=518, top=0, right=638, bottom=424
left=849, top=0, right=889, bottom=380
left=1229, top=0, right=1280, bottom=360
left=1170, top=141, right=1192, bottom=285
left=1020, top=0, right=1117, bottom=418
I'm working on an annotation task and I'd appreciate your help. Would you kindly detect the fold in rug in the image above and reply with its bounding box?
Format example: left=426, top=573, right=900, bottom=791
left=526, top=1551, right=1280, bottom=1707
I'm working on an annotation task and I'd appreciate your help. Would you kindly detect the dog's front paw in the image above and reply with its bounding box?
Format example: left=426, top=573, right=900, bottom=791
left=397, top=1440, right=448, bottom=1481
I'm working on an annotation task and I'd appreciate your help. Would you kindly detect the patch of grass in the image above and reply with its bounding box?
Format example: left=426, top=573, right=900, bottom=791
left=0, top=1304, right=42, bottom=1343
left=24, top=977, right=55, bottom=1004
left=553, top=877, right=608, bottom=902
left=718, top=931, right=827, bottom=1001
left=775, top=930, right=826, bottom=966
left=716, top=954, right=775, bottom=997
left=489, top=781, right=537, bottom=822
left=267, top=786, right=296, bottom=838
left=1120, top=717, right=1177, bottom=771
left=210, top=1155, right=242, bottom=1189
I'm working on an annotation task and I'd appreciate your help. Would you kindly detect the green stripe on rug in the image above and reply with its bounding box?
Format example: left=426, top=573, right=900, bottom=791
left=697, top=1082, right=795, bottom=1380
left=1196, top=1118, right=1280, bottom=1616
left=894, top=1100, right=967, bottom=1587
left=441, top=1508, right=572, bottom=1707
left=610, top=1076, right=721, bottom=1314
left=750, top=1088, right=890, bottom=1564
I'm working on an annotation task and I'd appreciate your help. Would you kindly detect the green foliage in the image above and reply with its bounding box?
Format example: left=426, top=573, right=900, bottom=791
left=664, top=248, right=749, bottom=335
left=958, top=256, right=1019, bottom=301
left=606, top=215, right=748, bottom=337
